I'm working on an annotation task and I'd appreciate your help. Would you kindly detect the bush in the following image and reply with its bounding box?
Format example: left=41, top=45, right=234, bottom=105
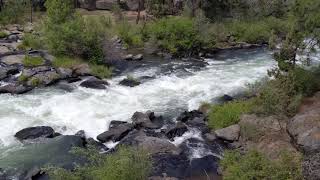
left=52, top=57, right=83, bottom=69
left=22, top=33, right=43, bottom=50
left=221, top=150, right=302, bottom=180
left=115, top=20, right=144, bottom=48
left=90, top=64, right=112, bottom=79
left=23, top=56, right=44, bottom=67
left=0, top=0, right=29, bottom=25
left=208, top=101, right=253, bottom=129
left=48, top=146, right=151, bottom=180
left=252, top=67, right=319, bottom=116
left=0, top=31, right=8, bottom=38
left=146, top=16, right=201, bottom=56
left=43, top=0, right=109, bottom=64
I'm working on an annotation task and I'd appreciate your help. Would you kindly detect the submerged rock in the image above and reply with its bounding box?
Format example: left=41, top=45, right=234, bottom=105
left=80, top=77, right=109, bottom=89
left=119, top=78, right=141, bottom=87
left=15, top=126, right=55, bottom=141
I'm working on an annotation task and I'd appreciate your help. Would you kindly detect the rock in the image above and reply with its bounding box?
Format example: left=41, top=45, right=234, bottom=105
left=56, top=82, right=75, bottom=92
left=185, top=116, right=210, bottom=134
left=222, top=94, right=234, bottom=102
left=204, top=133, right=217, bottom=142
left=119, top=77, right=141, bottom=87
left=186, top=155, right=220, bottom=178
left=151, top=153, right=189, bottom=178
left=239, top=114, right=297, bottom=159
left=78, top=0, right=97, bottom=10
left=96, top=0, right=118, bottom=10
left=109, top=120, right=127, bottom=128
left=80, top=77, right=109, bottom=89
left=287, top=93, right=320, bottom=154
left=7, top=34, right=20, bottom=41
left=0, top=84, right=33, bottom=94
left=133, top=54, right=143, bottom=61
left=86, top=138, right=109, bottom=151
left=0, top=135, right=85, bottom=179
left=75, top=130, right=86, bottom=139
left=215, top=124, right=240, bottom=141
left=121, top=0, right=144, bottom=11
left=176, top=110, right=204, bottom=123
left=97, top=123, right=133, bottom=143
left=124, top=54, right=133, bottom=60
left=30, top=71, right=60, bottom=86
left=57, top=68, right=72, bottom=79
left=66, top=77, right=82, bottom=83
left=165, top=122, right=188, bottom=140
left=14, top=126, right=55, bottom=141
left=303, top=153, right=320, bottom=180
left=131, top=111, right=161, bottom=129
left=72, top=64, right=91, bottom=76
left=1, top=54, right=25, bottom=65
left=0, top=46, right=10, bottom=54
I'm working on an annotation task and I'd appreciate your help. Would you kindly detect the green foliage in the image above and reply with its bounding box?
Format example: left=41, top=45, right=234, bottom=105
left=18, top=74, right=28, bottom=82
left=115, top=20, right=144, bottom=48
left=145, top=0, right=174, bottom=18
left=252, top=67, right=319, bottom=116
left=23, top=56, right=44, bottom=67
left=221, top=150, right=303, bottom=180
left=0, top=31, right=8, bottom=38
left=0, top=0, right=30, bottom=25
left=146, top=16, right=201, bottom=56
left=90, top=64, right=112, bottom=79
left=22, top=33, right=43, bottom=50
left=208, top=101, right=253, bottom=129
left=29, top=77, right=41, bottom=86
left=52, top=57, right=83, bottom=68
left=48, top=146, right=151, bottom=180
left=43, top=0, right=109, bottom=64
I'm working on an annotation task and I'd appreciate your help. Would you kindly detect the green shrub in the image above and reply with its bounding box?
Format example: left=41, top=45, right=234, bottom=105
left=29, top=77, right=41, bottom=86
left=48, top=146, right=151, bottom=180
left=23, top=56, right=45, bottom=67
left=0, top=31, right=8, bottom=38
left=221, top=150, right=302, bottom=180
left=22, top=33, right=43, bottom=50
left=115, top=20, right=144, bottom=48
left=43, top=0, right=109, bottom=64
left=18, top=74, right=29, bottom=82
left=0, top=0, right=30, bottom=25
left=90, top=64, right=112, bottom=79
left=52, top=57, right=83, bottom=68
left=146, top=16, right=201, bottom=56
left=208, top=101, right=253, bottom=129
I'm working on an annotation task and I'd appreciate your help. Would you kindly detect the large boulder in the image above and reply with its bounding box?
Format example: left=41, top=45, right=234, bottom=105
left=131, top=111, right=162, bottom=129
left=72, top=64, right=91, bottom=76
left=165, top=122, right=188, bottom=140
left=215, top=124, right=240, bottom=142
left=96, top=0, right=118, bottom=10
left=1, top=54, right=25, bottom=65
left=176, top=110, right=204, bottom=123
left=97, top=123, right=133, bottom=143
left=15, top=126, right=55, bottom=141
left=0, top=135, right=85, bottom=180
left=29, top=71, right=60, bottom=86
left=287, top=93, right=320, bottom=154
left=0, top=84, right=33, bottom=94
left=78, top=0, right=97, bottom=10
left=80, top=77, right=109, bottom=89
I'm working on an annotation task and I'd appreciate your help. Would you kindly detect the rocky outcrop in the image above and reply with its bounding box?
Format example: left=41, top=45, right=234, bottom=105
left=80, top=77, right=109, bottom=89
left=215, top=124, right=240, bottom=142
left=287, top=92, right=320, bottom=154
left=14, top=126, right=55, bottom=141
left=97, top=123, right=133, bottom=142
left=131, top=111, right=163, bottom=129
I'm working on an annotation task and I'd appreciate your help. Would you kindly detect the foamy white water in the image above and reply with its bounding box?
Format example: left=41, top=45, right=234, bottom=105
left=0, top=48, right=275, bottom=148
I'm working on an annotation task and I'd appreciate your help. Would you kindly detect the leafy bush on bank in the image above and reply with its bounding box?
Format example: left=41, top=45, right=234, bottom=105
left=48, top=146, right=151, bottom=180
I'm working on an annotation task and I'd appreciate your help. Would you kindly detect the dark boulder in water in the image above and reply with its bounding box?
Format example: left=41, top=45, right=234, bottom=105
left=15, top=126, right=55, bottom=141
left=119, top=78, right=141, bottom=87
left=165, top=122, right=188, bottom=140
left=131, top=111, right=162, bottom=129
left=186, top=155, right=220, bottom=179
left=97, top=123, right=134, bottom=143
left=176, top=110, right=204, bottom=123
left=80, top=77, right=109, bottom=89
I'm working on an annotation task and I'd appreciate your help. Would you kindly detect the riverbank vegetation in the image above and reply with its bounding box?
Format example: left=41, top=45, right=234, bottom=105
left=48, top=146, right=151, bottom=180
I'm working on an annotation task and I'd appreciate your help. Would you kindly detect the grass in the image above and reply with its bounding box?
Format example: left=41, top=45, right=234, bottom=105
left=208, top=101, right=253, bottom=129
left=48, top=146, right=151, bottom=180
left=29, top=77, right=41, bottom=86
left=21, top=33, right=43, bottom=50
left=52, top=57, right=83, bottom=69
left=22, top=56, right=45, bottom=67
left=221, top=150, right=302, bottom=180
left=0, top=31, right=8, bottom=38
left=18, top=74, right=29, bottom=82
left=90, top=64, right=112, bottom=79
